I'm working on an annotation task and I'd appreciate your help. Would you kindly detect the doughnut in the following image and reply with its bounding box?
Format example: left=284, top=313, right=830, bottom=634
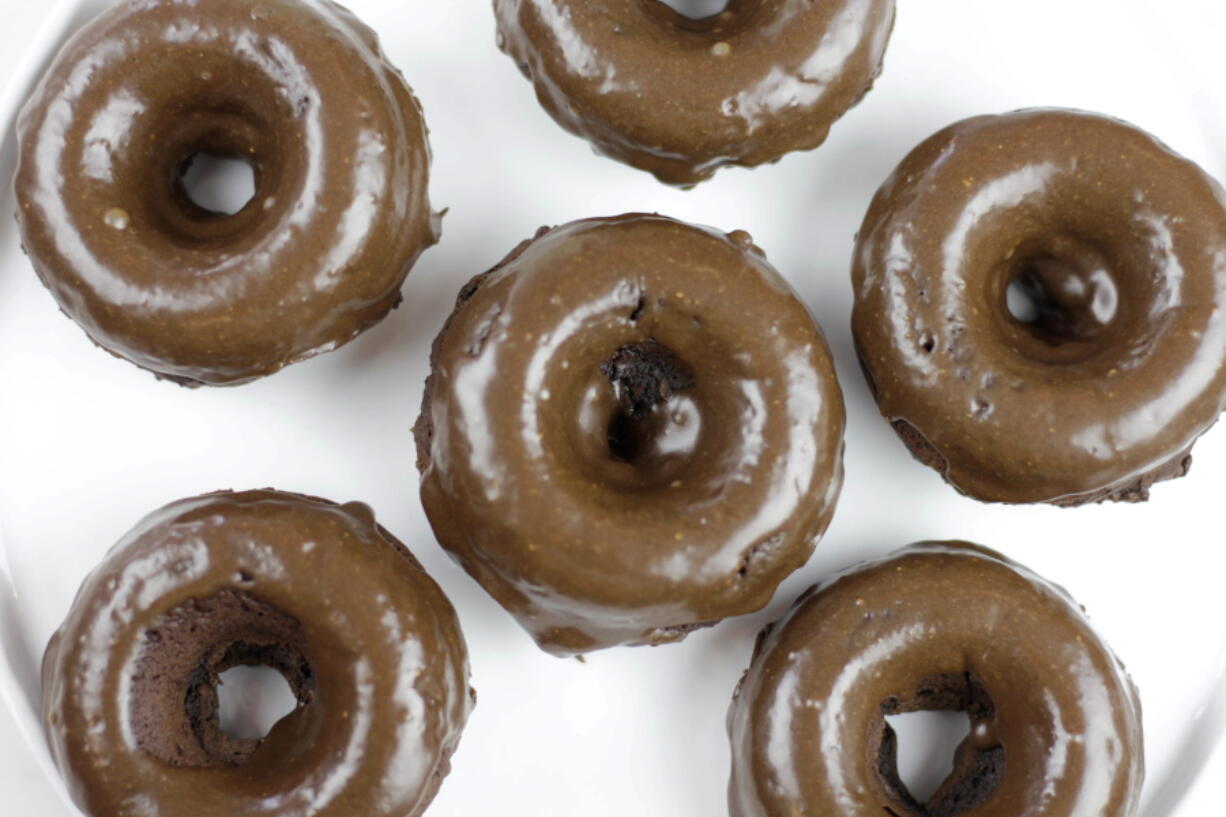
left=42, top=490, right=473, bottom=817
left=14, top=0, right=438, bottom=386
left=852, top=109, right=1226, bottom=505
left=493, top=0, right=896, bottom=186
left=415, top=213, right=845, bottom=654
left=728, top=542, right=1144, bottom=817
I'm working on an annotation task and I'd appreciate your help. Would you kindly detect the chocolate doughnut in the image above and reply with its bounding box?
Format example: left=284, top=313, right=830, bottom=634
left=852, top=109, right=1226, bottom=505
left=728, top=542, right=1144, bottom=817
left=15, top=0, right=438, bottom=385
left=42, top=490, right=473, bottom=817
left=494, top=0, right=896, bottom=186
left=415, top=214, right=845, bottom=654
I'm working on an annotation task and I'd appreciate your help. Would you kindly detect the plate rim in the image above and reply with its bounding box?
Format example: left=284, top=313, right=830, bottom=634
left=0, top=2, right=1223, bottom=817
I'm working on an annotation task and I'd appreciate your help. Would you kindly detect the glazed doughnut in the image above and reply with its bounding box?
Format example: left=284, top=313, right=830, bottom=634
left=852, top=109, right=1226, bottom=505
left=42, top=490, right=473, bottom=817
left=415, top=214, right=845, bottom=654
left=494, top=0, right=896, bottom=185
left=728, top=542, right=1143, bottom=817
left=15, top=0, right=438, bottom=386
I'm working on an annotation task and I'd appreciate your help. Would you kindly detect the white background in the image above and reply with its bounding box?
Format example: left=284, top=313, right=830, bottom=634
left=2, top=1, right=1225, bottom=816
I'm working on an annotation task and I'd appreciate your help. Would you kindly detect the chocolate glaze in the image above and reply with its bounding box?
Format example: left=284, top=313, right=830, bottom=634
left=415, top=214, right=845, bottom=654
left=494, top=0, right=896, bottom=186
left=14, top=0, right=439, bottom=386
left=42, top=490, right=473, bottom=817
left=728, top=542, right=1144, bottom=817
left=852, top=109, right=1226, bottom=505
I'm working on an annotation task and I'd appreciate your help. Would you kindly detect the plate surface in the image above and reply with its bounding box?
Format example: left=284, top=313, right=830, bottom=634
left=2, top=1, right=1225, bottom=815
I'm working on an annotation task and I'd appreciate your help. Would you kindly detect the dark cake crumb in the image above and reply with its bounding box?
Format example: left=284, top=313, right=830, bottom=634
left=599, top=340, right=694, bottom=417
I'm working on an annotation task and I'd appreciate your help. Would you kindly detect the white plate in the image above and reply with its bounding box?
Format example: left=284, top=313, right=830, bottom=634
left=2, top=1, right=1225, bottom=815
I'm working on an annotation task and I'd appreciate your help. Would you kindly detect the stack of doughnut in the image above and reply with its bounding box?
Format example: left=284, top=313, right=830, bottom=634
left=18, top=1, right=1226, bottom=817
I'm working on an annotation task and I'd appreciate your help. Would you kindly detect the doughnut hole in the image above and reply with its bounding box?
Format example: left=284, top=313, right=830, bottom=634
left=652, top=0, right=733, bottom=20
left=217, top=664, right=298, bottom=741
left=886, top=711, right=971, bottom=804
left=128, top=589, right=315, bottom=768
left=600, top=340, right=697, bottom=466
left=1000, top=238, right=1119, bottom=347
left=874, top=673, right=1004, bottom=817
left=178, top=152, right=257, bottom=217
left=987, top=232, right=1163, bottom=369
left=107, top=50, right=304, bottom=250
left=553, top=301, right=752, bottom=496
left=641, top=0, right=763, bottom=37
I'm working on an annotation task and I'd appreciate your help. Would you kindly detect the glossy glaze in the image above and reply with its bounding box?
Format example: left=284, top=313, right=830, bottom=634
left=14, top=0, right=438, bottom=385
left=728, top=542, right=1144, bottom=817
left=852, top=109, right=1226, bottom=504
left=42, top=490, right=473, bottom=817
left=415, top=214, right=845, bottom=654
left=494, top=0, right=895, bottom=185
